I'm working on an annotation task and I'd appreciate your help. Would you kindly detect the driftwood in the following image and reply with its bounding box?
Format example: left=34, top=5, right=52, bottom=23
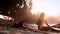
left=45, top=21, right=60, bottom=32
left=0, top=15, right=15, bottom=26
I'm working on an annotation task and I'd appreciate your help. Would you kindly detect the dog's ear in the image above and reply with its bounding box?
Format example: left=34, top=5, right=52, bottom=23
left=0, top=0, right=17, bottom=9
left=0, top=0, right=17, bottom=16
left=0, top=0, right=24, bottom=16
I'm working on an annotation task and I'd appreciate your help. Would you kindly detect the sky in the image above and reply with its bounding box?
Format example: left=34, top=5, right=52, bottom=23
left=31, top=0, right=60, bottom=16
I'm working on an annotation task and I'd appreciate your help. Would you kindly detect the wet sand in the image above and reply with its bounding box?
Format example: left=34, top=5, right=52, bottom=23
left=0, top=27, right=60, bottom=34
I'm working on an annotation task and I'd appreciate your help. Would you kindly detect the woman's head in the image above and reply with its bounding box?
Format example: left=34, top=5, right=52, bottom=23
left=40, top=12, right=45, bottom=18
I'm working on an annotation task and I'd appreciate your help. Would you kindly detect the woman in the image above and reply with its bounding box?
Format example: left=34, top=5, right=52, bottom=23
left=36, top=12, right=45, bottom=30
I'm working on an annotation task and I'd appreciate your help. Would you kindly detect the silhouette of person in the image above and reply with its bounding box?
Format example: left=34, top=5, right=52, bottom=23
left=36, top=12, right=45, bottom=30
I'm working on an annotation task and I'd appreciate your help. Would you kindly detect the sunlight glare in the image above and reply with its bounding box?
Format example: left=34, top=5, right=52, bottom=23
left=0, top=15, right=4, bottom=19
left=31, top=0, right=60, bottom=16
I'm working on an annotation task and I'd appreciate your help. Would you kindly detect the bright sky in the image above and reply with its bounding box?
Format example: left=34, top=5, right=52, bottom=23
left=31, top=0, right=60, bottom=16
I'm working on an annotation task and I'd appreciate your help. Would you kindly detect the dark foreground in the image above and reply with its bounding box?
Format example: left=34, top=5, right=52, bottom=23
left=0, top=27, right=60, bottom=34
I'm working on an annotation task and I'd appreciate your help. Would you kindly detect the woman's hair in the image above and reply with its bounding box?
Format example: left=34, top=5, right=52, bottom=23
left=40, top=12, right=45, bottom=18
